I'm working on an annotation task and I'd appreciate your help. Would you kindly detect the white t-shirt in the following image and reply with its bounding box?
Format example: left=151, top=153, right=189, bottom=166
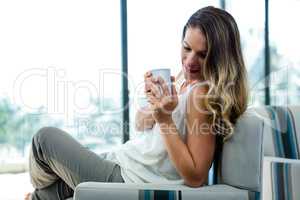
left=103, top=83, right=200, bottom=184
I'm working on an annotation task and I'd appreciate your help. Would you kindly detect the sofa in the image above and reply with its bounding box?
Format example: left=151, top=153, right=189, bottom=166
left=70, top=106, right=300, bottom=200
left=256, top=106, right=300, bottom=200
left=72, top=107, right=266, bottom=200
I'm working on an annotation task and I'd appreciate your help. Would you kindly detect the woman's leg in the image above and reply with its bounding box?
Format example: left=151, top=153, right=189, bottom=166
left=30, top=178, right=74, bottom=200
left=29, top=126, right=123, bottom=200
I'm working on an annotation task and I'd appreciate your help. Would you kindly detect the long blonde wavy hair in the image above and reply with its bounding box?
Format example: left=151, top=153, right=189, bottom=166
left=178, top=6, right=249, bottom=141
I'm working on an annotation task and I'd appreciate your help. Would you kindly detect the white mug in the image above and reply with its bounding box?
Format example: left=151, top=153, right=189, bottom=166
left=138, top=68, right=172, bottom=108
left=151, top=68, right=172, bottom=95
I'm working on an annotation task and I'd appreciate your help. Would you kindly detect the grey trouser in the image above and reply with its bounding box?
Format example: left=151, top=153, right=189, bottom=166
left=29, top=127, right=124, bottom=200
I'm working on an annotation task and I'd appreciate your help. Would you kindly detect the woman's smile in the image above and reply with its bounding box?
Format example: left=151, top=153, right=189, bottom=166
left=184, top=65, right=201, bottom=74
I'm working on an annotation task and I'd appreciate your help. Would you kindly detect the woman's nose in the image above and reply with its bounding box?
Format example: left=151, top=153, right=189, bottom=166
left=185, top=53, right=199, bottom=67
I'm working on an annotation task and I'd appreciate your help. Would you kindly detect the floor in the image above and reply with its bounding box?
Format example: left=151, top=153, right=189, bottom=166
left=0, top=172, right=34, bottom=200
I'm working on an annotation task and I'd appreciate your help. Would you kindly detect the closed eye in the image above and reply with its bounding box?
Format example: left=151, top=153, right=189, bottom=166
left=197, top=52, right=207, bottom=59
left=183, top=45, right=191, bottom=51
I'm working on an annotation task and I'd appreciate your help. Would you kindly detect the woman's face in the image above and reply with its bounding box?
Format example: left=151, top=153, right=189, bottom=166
left=181, top=27, right=207, bottom=82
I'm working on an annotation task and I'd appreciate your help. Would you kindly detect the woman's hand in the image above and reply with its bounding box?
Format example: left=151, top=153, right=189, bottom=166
left=144, top=71, right=154, bottom=95
left=145, top=73, right=178, bottom=124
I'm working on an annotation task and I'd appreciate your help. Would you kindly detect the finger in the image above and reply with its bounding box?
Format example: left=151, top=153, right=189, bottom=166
left=146, top=91, right=155, bottom=98
left=144, top=80, right=152, bottom=93
left=158, top=76, right=169, bottom=87
left=145, top=75, right=159, bottom=93
left=157, top=76, right=164, bottom=84
left=171, top=83, right=178, bottom=97
left=148, top=96, right=157, bottom=104
left=171, top=76, right=175, bottom=82
left=151, top=76, right=159, bottom=83
left=145, top=93, right=151, bottom=102
left=146, top=93, right=157, bottom=104
left=157, top=76, right=171, bottom=96
left=144, top=71, right=152, bottom=79
left=144, top=73, right=152, bottom=84
left=149, top=82, right=161, bottom=98
left=161, top=81, right=170, bottom=96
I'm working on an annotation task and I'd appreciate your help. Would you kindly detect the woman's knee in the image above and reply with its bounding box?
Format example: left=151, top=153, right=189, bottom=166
left=33, top=126, right=59, bottom=146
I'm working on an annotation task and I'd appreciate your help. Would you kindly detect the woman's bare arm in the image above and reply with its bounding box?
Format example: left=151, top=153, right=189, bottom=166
left=158, top=85, right=215, bottom=187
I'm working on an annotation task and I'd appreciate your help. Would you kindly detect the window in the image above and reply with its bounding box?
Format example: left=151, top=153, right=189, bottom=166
left=127, top=0, right=220, bottom=138
left=0, top=0, right=122, bottom=170
left=269, top=0, right=300, bottom=105
left=226, top=0, right=265, bottom=106
left=126, top=0, right=220, bottom=186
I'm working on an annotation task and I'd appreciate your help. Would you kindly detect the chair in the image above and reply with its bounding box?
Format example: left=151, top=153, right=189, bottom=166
left=256, top=106, right=300, bottom=200
left=72, top=107, right=264, bottom=200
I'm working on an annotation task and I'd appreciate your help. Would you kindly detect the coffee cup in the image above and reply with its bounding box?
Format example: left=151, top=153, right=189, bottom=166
left=151, top=68, right=172, bottom=95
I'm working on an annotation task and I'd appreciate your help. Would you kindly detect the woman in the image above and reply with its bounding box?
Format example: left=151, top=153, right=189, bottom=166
left=25, top=6, right=248, bottom=200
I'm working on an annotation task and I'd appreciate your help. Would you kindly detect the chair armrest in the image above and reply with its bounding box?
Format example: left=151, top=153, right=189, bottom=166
left=74, top=182, right=250, bottom=200
left=263, top=156, right=300, bottom=200
left=264, top=156, right=300, bottom=164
